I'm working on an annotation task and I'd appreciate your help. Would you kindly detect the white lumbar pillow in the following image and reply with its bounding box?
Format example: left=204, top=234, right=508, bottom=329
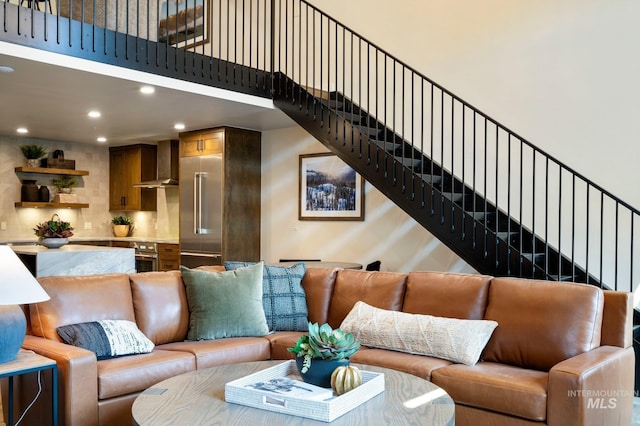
left=340, top=301, right=498, bottom=366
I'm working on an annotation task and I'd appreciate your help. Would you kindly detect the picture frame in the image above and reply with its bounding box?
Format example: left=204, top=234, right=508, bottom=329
left=158, top=0, right=209, bottom=48
left=299, top=153, right=364, bottom=221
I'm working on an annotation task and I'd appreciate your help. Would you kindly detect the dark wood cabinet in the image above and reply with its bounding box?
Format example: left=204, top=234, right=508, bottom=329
left=109, top=145, right=157, bottom=211
left=179, top=127, right=261, bottom=263
left=158, top=243, right=180, bottom=271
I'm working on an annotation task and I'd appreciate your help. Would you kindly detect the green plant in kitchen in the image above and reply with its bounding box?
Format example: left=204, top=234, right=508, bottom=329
left=111, top=216, right=134, bottom=237
left=111, top=216, right=133, bottom=225
left=52, top=175, right=77, bottom=193
left=20, top=145, right=47, bottom=160
left=288, top=322, right=360, bottom=373
left=21, top=145, right=47, bottom=168
left=33, top=214, right=74, bottom=238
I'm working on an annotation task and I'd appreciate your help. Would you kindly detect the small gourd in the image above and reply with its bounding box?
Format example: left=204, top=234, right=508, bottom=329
left=330, top=365, right=362, bottom=395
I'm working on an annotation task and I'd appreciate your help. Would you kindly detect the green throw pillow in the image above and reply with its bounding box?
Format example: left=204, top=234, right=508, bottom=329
left=181, top=262, right=269, bottom=340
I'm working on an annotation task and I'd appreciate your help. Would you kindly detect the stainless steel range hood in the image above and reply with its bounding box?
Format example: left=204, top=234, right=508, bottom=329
left=134, top=140, right=179, bottom=188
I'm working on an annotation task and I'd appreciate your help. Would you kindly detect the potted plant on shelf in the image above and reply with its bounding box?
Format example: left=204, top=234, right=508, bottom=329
left=288, top=322, right=360, bottom=388
left=52, top=175, right=77, bottom=203
left=20, top=145, right=47, bottom=168
left=111, top=216, right=134, bottom=237
left=34, top=214, right=74, bottom=248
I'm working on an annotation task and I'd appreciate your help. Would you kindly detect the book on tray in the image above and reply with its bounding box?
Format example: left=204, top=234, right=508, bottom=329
left=244, top=377, right=333, bottom=401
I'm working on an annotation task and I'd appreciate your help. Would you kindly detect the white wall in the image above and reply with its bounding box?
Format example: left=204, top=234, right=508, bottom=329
left=260, top=126, right=476, bottom=273
left=305, top=0, right=640, bottom=210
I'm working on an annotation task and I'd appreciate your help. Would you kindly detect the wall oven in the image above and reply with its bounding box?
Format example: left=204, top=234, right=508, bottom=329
left=131, top=242, right=158, bottom=272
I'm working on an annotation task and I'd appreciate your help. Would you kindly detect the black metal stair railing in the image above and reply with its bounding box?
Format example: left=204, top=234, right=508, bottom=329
left=270, top=0, right=640, bottom=293
left=1, top=0, right=638, bottom=293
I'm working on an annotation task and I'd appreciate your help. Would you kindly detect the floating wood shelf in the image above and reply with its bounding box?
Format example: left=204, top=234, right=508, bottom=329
left=15, top=167, right=89, bottom=176
left=15, top=202, right=90, bottom=209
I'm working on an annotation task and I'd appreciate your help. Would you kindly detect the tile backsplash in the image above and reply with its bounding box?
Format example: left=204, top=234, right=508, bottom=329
left=0, top=136, right=178, bottom=242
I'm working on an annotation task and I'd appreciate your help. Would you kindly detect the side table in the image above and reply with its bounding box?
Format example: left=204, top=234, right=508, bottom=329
left=0, top=349, right=57, bottom=426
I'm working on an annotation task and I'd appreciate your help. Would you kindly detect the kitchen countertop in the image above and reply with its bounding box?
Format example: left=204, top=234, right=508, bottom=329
left=11, top=245, right=135, bottom=255
left=1, top=237, right=179, bottom=245
left=12, top=244, right=136, bottom=277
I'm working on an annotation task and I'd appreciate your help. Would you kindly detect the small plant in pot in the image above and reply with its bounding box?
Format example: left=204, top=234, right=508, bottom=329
left=34, top=214, right=74, bottom=248
left=288, top=322, right=360, bottom=388
left=111, top=216, right=133, bottom=237
left=52, top=175, right=77, bottom=194
left=20, top=145, right=47, bottom=168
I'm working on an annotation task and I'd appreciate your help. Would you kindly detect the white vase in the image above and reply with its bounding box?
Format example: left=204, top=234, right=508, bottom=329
left=26, top=159, right=40, bottom=168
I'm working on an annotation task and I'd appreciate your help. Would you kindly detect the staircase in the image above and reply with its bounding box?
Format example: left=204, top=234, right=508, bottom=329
left=274, top=76, right=594, bottom=282
left=0, top=0, right=637, bottom=292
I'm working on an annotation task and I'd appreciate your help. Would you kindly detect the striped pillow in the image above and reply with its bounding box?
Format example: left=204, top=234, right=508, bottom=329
left=56, top=320, right=154, bottom=360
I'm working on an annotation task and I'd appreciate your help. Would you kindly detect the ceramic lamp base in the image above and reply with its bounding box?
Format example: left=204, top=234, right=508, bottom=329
left=0, top=305, right=26, bottom=363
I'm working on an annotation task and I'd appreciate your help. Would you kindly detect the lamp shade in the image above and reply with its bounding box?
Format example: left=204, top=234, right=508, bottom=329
left=0, top=245, right=50, bottom=305
left=0, top=246, right=50, bottom=363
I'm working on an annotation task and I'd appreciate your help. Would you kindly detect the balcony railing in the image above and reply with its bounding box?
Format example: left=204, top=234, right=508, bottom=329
left=2, top=0, right=638, bottom=293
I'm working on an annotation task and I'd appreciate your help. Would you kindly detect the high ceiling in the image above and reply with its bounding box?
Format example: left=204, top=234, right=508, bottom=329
left=0, top=46, right=295, bottom=146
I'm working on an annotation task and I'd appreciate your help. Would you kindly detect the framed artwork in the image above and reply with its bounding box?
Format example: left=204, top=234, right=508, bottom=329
left=299, top=153, right=364, bottom=221
left=158, top=0, right=209, bottom=48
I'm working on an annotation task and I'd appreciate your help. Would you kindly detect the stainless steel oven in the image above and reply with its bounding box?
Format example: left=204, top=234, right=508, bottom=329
left=131, top=242, right=158, bottom=272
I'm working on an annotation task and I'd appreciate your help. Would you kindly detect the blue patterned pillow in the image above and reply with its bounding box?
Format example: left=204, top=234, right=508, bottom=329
left=225, top=261, right=308, bottom=332
left=56, top=320, right=154, bottom=360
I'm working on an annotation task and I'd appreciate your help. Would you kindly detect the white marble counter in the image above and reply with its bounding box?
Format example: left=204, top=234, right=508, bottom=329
left=13, top=244, right=135, bottom=277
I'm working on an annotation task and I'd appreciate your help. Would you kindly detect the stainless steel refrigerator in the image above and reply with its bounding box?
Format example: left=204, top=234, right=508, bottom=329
left=180, top=153, right=223, bottom=267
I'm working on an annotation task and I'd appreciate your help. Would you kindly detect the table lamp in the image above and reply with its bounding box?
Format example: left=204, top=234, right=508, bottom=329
left=0, top=245, right=50, bottom=363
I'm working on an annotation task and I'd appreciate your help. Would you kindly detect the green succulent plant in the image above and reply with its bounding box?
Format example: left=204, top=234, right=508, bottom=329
left=288, top=322, right=360, bottom=373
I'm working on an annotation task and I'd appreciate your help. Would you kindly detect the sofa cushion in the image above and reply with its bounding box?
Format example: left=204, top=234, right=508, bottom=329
left=404, top=272, right=492, bottom=319
left=327, top=269, right=407, bottom=328
left=482, top=278, right=604, bottom=371
left=350, top=348, right=452, bottom=381
left=225, top=261, right=309, bottom=332
left=181, top=263, right=269, bottom=340
left=32, top=273, right=135, bottom=342
left=431, top=362, right=548, bottom=422
left=301, top=267, right=339, bottom=325
left=130, top=271, right=189, bottom=345
left=97, top=349, right=195, bottom=399
left=158, top=336, right=271, bottom=369
left=57, top=320, right=154, bottom=360
left=341, top=301, right=498, bottom=365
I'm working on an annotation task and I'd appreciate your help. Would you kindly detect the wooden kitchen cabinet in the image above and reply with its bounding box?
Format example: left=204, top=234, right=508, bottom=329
left=109, top=145, right=157, bottom=211
left=180, top=130, right=223, bottom=157
left=158, top=243, right=180, bottom=271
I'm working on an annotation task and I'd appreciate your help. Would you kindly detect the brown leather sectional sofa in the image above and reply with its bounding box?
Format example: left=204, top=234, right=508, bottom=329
left=15, top=267, right=635, bottom=425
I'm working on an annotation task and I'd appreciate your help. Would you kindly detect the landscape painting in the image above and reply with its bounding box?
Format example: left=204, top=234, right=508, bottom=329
left=158, top=0, right=209, bottom=48
left=299, top=153, right=364, bottom=221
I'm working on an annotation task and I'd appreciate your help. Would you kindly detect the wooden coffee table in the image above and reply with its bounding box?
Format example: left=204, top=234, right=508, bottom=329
left=132, top=361, right=454, bottom=425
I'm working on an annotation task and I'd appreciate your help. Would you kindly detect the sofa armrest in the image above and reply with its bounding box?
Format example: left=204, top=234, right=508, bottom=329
left=548, top=345, right=634, bottom=426
left=22, top=335, right=99, bottom=426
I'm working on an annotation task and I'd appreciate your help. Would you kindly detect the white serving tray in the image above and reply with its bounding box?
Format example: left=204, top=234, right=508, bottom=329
left=225, top=360, right=385, bottom=422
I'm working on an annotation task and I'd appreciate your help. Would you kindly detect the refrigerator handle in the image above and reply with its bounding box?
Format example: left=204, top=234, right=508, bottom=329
left=193, top=172, right=199, bottom=234
left=198, top=172, right=208, bottom=234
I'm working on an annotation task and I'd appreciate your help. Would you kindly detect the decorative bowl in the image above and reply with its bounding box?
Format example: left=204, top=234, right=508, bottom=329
left=40, top=237, right=69, bottom=249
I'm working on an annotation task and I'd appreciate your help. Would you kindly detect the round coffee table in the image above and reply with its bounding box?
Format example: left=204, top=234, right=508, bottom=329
left=132, top=361, right=454, bottom=425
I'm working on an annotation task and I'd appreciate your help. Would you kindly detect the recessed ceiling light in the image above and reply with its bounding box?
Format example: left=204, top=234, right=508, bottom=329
left=97, top=137, right=107, bottom=143
left=140, top=86, right=155, bottom=95
left=174, top=123, right=186, bottom=130
left=88, top=111, right=101, bottom=118
left=16, top=127, right=28, bottom=134
left=0, top=65, right=14, bottom=73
